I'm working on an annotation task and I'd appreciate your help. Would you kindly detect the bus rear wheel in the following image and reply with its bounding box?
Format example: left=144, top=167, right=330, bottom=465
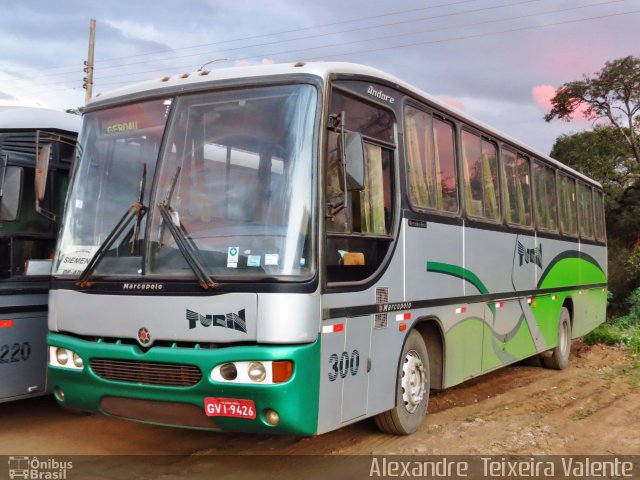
left=374, top=329, right=430, bottom=435
left=543, top=306, right=572, bottom=370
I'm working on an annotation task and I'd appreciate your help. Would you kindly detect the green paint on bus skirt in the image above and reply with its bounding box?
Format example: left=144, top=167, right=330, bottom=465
left=48, top=332, right=321, bottom=435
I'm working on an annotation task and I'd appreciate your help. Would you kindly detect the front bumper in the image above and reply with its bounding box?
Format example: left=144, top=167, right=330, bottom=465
left=48, top=332, right=320, bottom=435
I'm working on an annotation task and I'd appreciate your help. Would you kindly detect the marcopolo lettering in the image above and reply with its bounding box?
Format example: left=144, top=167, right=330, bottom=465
left=122, top=283, right=164, bottom=291
left=378, top=302, right=412, bottom=313
left=187, top=308, right=247, bottom=333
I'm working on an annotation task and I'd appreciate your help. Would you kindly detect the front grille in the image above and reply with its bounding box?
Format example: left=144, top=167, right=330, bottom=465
left=90, top=359, right=202, bottom=387
left=101, top=397, right=218, bottom=429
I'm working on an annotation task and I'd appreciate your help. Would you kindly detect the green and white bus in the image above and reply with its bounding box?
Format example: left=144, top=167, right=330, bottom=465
left=0, top=107, right=78, bottom=403
left=48, top=62, right=606, bottom=435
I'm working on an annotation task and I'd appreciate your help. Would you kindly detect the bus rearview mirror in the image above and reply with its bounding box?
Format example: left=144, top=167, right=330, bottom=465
left=35, top=143, right=51, bottom=202
left=0, top=153, right=7, bottom=199
left=344, top=132, right=365, bottom=191
left=35, top=142, right=57, bottom=222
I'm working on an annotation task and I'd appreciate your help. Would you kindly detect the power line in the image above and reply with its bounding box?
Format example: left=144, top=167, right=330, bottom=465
left=10, top=0, right=626, bottom=87
left=92, top=0, right=546, bottom=75
left=21, top=0, right=483, bottom=77
left=7, top=7, right=639, bottom=97
left=315, top=9, right=640, bottom=61
left=93, top=1, right=636, bottom=85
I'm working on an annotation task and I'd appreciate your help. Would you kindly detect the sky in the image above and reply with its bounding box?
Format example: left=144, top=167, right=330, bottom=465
left=0, top=0, right=638, bottom=154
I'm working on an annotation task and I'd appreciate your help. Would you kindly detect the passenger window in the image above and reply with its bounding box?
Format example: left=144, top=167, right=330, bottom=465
left=502, top=150, right=532, bottom=227
left=558, top=174, right=578, bottom=236
left=577, top=182, right=594, bottom=239
left=462, top=131, right=499, bottom=221
left=405, top=106, right=458, bottom=213
left=532, top=160, right=558, bottom=232
left=593, top=189, right=606, bottom=241
left=325, top=89, right=395, bottom=284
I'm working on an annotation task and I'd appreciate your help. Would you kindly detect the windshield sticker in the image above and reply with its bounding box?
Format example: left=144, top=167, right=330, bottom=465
left=227, top=247, right=239, bottom=268
left=265, top=253, right=279, bottom=266
left=300, top=258, right=306, bottom=267
left=56, top=246, right=98, bottom=275
left=105, top=121, right=139, bottom=134
left=75, top=199, right=83, bottom=209
left=247, top=255, right=261, bottom=267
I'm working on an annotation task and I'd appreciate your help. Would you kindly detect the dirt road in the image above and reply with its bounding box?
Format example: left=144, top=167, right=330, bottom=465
left=0, top=342, right=637, bottom=477
left=1, top=341, right=638, bottom=456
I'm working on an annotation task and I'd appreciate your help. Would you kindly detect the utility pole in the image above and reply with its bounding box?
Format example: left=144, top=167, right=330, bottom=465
left=83, top=18, right=96, bottom=104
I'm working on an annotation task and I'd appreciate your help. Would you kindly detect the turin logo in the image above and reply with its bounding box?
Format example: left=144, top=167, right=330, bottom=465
left=517, top=241, right=543, bottom=269
left=186, top=309, right=247, bottom=333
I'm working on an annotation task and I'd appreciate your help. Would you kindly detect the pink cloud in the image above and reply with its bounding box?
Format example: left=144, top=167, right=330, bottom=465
left=532, top=85, right=556, bottom=111
left=438, top=96, right=465, bottom=111
left=532, top=84, right=594, bottom=124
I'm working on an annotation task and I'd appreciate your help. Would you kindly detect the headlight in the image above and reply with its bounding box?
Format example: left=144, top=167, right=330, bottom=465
left=49, top=346, right=84, bottom=371
left=219, top=363, right=237, bottom=381
left=211, top=360, right=293, bottom=384
left=247, top=362, right=266, bottom=383
left=55, top=348, right=69, bottom=365
left=72, top=352, right=84, bottom=368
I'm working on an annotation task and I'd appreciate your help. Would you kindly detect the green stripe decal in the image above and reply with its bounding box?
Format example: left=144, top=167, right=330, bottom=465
left=537, top=250, right=605, bottom=289
left=427, top=261, right=489, bottom=294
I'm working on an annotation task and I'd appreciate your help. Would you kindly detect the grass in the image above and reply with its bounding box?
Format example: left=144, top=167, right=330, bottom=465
left=570, top=403, right=603, bottom=421
left=583, top=319, right=640, bottom=355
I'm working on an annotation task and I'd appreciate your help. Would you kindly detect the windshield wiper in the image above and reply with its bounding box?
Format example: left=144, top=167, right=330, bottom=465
left=157, top=167, right=218, bottom=290
left=131, top=163, right=147, bottom=255
left=76, top=202, right=147, bottom=288
left=77, top=164, right=148, bottom=288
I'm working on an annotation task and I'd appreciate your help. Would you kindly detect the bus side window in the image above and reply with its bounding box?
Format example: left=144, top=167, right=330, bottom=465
left=558, top=174, right=578, bottom=236
left=404, top=106, right=458, bottom=214
left=325, top=89, right=395, bottom=284
left=502, top=150, right=532, bottom=227
left=577, top=181, right=595, bottom=239
left=461, top=131, right=500, bottom=221
left=532, top=160, right=558, bottom=232
left=593, top=189, right=606, bottom=241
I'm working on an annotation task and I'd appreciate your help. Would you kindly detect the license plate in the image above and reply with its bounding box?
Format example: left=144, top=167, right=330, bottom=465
left=204, top=397, right=256, bottom=419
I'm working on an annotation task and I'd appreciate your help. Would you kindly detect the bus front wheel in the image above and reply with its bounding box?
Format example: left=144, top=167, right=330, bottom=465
left=543, top=306, right=572, bottom=370
left=374, top=329, right=430, bottom=435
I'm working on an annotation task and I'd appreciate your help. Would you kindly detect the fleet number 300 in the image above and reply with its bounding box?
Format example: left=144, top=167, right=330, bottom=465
left=328, top=349, right=360, bottom=381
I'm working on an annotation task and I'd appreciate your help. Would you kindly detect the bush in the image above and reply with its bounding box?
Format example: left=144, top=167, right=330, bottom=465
left=584, top=287, right=640, bottom=354
left=617, top=287, right=640, bottom=329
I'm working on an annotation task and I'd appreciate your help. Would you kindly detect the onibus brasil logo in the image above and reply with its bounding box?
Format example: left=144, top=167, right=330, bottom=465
left=8, top=456, right=73, bottom=479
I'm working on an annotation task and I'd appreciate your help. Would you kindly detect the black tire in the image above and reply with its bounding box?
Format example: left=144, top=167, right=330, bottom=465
left=374, top=329, right=430, bottom=435
left=543, top=306, right=572, bottom=370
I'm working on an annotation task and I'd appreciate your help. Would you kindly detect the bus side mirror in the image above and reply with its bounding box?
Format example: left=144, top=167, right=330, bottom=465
left=35, top=142, right=56, bottom=222
left=0, top=152, right=7, bottom=199
left=35, top=143, right=51, bottom=203
left=0, top=166, right=23, bottom=222
left=344, top=132, right=365, bottom=191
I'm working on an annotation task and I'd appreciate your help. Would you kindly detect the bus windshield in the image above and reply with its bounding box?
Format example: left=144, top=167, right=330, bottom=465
left=56, top=84, right=317, bottom=282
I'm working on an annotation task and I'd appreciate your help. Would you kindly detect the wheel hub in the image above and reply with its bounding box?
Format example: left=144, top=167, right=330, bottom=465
left=402, top=349, right=426, bottom=413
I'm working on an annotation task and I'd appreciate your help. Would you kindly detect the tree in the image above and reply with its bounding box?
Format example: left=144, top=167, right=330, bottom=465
left=550, top=126, right=636, bottom=203
left=545, top=56, right=640, bottom=163
left=551, top=126, right=640, bottom=312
